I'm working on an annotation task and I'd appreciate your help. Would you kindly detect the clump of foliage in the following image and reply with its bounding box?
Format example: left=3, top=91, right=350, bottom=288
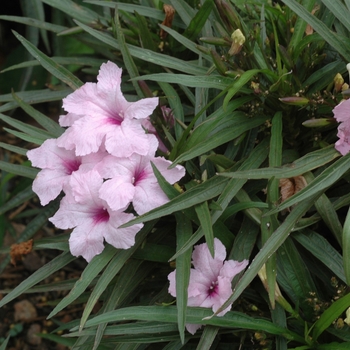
left=1, top=0, right=350, bottom=349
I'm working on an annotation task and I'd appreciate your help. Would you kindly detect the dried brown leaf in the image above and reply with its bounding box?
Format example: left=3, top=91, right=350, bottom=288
left=10, top=239, right=34, bottom=266
left=160, top=4, right=175, bottom=39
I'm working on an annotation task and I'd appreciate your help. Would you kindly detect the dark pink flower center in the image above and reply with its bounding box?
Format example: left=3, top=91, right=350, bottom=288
left=93, top=207, right=110, bottom=224
left=64, top=159, right=81, bottom=175
left=207, top=280, right=219, bottom=296
left=133, top=167, right=147, bottom=185
left=107, top=113, right=123, bottom=125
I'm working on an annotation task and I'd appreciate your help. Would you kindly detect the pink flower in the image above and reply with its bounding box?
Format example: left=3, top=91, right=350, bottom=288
left=56, top=61, right=159, bottom=157
left=27, top=139, right=105, bottom=205
left=97, top=148, right=185, bottom=215
left=333, top=99, right=350, bottom=155
left=168, top=238, right=248, bottom=334
left=50, top=170, right=143, bottom=262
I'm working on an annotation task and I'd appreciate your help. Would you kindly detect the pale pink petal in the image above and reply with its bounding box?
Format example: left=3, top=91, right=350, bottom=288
left=210, top=276, right=234, bottom=315
left=96, top=61, right=123, bottom=95
left=335, top=122, right=350, bottom=155
left=69, top=220, right=105, bottom=262
left=186, top=324, right=202, bottom=335
left=68, top=170, right=104, bottom=205
left=167, top=270, right=176, bottom=297
left=133, top=182, right=170, bottom=215
left=220, top=259, right=249, bottom=280
left=27, top=138, right=80, bottom=170
left=57, top=115, right=115, bottom=156
left=59, top=112, right=84, bottom=127
left=124, top=97, right=159, bottom=120
left=32, top=169, right=67, bottom=205
left=191, top=238, right=226, bottom=276
left=104, top=121, right=157, bottom=158
left=333, top=98, right=350, bottom=123
left=104, top=212, right=143, bottom=249
left=99, top=177, right=135, bottom=211
left=187, top=269, right=211, bottom=299
left=151, top=157, right=185, bottom=184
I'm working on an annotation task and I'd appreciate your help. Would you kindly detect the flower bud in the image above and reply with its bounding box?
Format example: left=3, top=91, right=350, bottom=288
left=302, top=118, right=335, bottom=128
left=200, top=36, right=231, bottom=46
left=210, top=49, right=227, bottom=75
left=279, top=96, right=309, bottom=106
left=342, top=84, right=350, bottom=92
left=215, top=0, right=240, bottom=31
left=228, top=29, right=245, bottom=56
left=334, top=73, right=344, bottom=92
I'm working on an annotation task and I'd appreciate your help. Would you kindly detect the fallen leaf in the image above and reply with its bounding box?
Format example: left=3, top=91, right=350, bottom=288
left=10, top=239, right=33, bottom=266
left=160, top=4, right=175, bottom=39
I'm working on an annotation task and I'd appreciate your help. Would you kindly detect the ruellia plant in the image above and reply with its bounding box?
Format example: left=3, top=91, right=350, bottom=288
left=1, top=0, right=350, bottom=349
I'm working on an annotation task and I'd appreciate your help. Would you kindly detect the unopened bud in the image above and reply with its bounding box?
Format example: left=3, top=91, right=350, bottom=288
left=344, top=307, right=350, bottom=326
left=342, top=83, right=349, bottom=92
left=279, top=96, right=309, bottom=106
left=200, top=37, right=230, bottom=46
left=334, top=73, right=344, bottom=92
left=210, top=49, right=227, bottom=75
left=302, top=118, right=334, bottom=127
left=228, top=29, right=245, bottom=55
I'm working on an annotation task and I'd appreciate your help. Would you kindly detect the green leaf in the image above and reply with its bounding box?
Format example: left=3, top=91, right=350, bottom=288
left=73, top=305, right=304, bottom=342
left=121, top=175, right=230, bottom=227
left=0, top=112, right=53, bottom=140
left=312, top=292, right=350, bottom=341
left=173, top=213, right=192, bottom=343
left=214, top=191, right=321, bottom=317
left=282, top=0, right=350, bottom=62
left=320, top=0, right=350, bottom=30
left=220, top=146, right=340, bottom=180
left=293, top=229, right=346, bottom=283
left=113, top=9, right=142, bottom=97
left=0, top=89, right=71, bottom=113
left=12, top=31, right=83, bottom=90
left=196, top=326, right=219, bottom=350
left=48, top=245, right=118, bottom=319
left=75, top=20, right=207, bottom=76
left=134, top=73, right=234, bottom=90
left=194, top=201, right=214, bottom=256
left=269, top=151, right=350, bottom=214
left=288, top=0, right=316, bottom=52
left=11, top=92, right=64, bottom=137
left=223, top=69, right=276, bottom=109
left=79, top=224, right=152, bottom=330
left=170, top=138, right=269, bottom=261
left=0, top=186, right=35, bottom=216
left=0, top=160, right=38, bottom=179
left=0, top=251, right=75, bottom=308
left=40, top=0, right=101, bottom=24
left=3, top=128, right=44, bottom=145
left=0, top=15, right=66, bottom=33
left=0, top=142, right=28, bottom=156
left=173, top=114, right=266, bottom=164
left=182, top=0, right=214, bottom=41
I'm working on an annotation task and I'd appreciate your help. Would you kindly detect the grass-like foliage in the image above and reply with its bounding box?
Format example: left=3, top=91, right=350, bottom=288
left=1, top=0, right=350, bottom=349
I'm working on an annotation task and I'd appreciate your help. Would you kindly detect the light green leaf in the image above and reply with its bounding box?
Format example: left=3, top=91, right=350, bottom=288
left=293, top=229, right=346, bottom=283
left=13, top=31, right=83, bottom=90
left=75, top=20, right=207, bottom=76
left=0, top=160, right=38, bottom=179
left=0, top=251, right=75, bottom=308
left=0, top=15, right=66, bottom=33
left=48, top=245, right=118, bottom=318
left=312, top=292, right=350, bottom=341
left=173, top=213, right=192, bottom=343
left=282, top=0, right=350, bottom=62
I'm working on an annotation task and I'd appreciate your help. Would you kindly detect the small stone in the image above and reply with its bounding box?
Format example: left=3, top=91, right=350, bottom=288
left=26, top=323, right=42, bottom=345
left=14, top=300, right=37, bottom=321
